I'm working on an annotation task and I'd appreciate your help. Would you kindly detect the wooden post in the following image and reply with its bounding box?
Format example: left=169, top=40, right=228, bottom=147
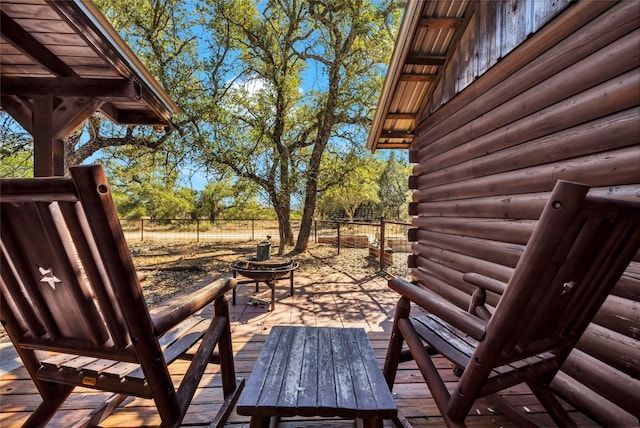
left=196, top=219, right=200, bottom=242
left=379, top=217, right=386, bottom=270
left=140, top=219, right=144, bottom=242
left=337, top=222, right=341, bottom=255
left=32, top=95, right=60, bottom=177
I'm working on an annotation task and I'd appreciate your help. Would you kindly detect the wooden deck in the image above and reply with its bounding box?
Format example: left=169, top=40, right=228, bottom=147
left=0, top=270, right=599, bottom=427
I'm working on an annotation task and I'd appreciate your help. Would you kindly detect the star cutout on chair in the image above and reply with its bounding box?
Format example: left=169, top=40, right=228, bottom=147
left=39, top=267, right=61, bottom=290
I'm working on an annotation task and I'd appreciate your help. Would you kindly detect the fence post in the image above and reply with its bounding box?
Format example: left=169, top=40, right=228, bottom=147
left=196, top=219, right=200, bottom=243
left=337, top=222, right=341, bottom=255
left=379, top=216, right=386, bottom=270
left=251, top=219, right=255, bottom=241
left=314, top=220, right=317, bottom=243
left=140, top=219, right=144, bottom=242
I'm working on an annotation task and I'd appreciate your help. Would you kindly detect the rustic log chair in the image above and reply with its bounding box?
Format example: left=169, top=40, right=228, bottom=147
left=383, top=180, right=640, bottom=427
left=0, top=165, right=244, bottom=427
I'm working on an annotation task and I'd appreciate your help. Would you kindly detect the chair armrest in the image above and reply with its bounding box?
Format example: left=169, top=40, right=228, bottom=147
left=463, top=272, right=507, bottom=295
left=462, top=273, right=507, bottom=321
left=389, top=278, right=486, bottom=341
left=151, top=275, right=237, bottom=335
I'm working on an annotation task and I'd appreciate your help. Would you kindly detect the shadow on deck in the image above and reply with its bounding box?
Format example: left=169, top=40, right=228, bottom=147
left=0, top=270, right=599, bottom=427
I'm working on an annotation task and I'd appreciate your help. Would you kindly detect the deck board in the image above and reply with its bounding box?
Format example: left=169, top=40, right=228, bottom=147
left=0, top=271, right=598, bottom=427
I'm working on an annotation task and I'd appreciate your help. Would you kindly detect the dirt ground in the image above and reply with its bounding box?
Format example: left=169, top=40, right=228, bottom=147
left=1, top=241, right=395, bottom=343
left=129, top=241, right=384, bottom=305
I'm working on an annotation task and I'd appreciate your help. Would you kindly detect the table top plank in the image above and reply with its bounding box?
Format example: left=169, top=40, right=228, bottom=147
left=343, top=328, right=379, bottom=411
left=238, top=325, right=287, bottom=410
left=331, top=328, right=358, bottom=411
left=351, top=327, right=397, bottom=413
left=279, top=326, right=308, bottom=407
left=317, top=326, right=338, bottom=410
left=296, top=326, right=320, bottom=409
left=256, top=326, right=295, bottom=409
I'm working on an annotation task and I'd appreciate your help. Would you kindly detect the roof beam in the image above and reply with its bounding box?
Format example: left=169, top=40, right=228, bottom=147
left=405, top=55, right=447, bottom=66
left=375, top=143, right=411, bottom=149
left=386, top=113, right=415, bottom=120
left=1, top=77, right=141, bottom=98
left=0, top=12, right=76, bottom=77
left=418, top=17, right=463, bottom=29
left=399, top=73, right=436, bottom=82
left=380, top=132, right=414, bottom=139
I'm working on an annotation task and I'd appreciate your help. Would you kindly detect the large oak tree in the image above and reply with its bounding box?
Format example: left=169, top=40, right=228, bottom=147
left=199, top=0, right=399, bottom=253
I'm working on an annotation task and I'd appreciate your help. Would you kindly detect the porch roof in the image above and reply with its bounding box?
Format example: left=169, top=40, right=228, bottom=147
left=0, top=0, right=178, bottom=127
left=366, top=0, right=471, bottom=152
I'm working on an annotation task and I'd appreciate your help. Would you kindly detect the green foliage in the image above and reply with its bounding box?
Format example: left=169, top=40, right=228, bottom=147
left=317, top=148, right=383, bottom=220
left=378, top=152, right=412, bottom=220
left=0, top=113, right=33, bottom=178
left=113, top=179, right=195, bottom=219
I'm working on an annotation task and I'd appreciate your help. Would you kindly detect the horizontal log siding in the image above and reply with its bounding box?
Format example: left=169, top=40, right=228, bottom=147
left=407, top=1, right=640, bottom=425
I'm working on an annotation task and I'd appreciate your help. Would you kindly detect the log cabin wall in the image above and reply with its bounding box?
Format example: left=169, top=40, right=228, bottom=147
left=406, top=1, right=640, bottom=425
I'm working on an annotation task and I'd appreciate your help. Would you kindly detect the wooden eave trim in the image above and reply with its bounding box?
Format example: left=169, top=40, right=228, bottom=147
left=1, top=77, right=141, bottom=99
left=366, top=0, right=425, bottom=152
left=0, top=11, right=76, bottom=77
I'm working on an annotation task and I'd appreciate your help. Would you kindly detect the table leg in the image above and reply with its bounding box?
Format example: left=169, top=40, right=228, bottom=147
left=249, top=416, right=270, bottom=428
left=362, top=416, right=383, bottom=428
left=232, top=271, right=237, bottom=305
left=269, top=280, right=275, bottom=311
left=289, top=271, right=294, bottom=297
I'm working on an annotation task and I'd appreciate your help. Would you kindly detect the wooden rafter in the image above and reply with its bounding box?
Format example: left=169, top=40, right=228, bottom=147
left=386, top=113, right=415, bottom=120
left=399, top=73, right=436, bottom=82
left=1, top=77, right=141, bottom=99
left=418, top=17, right=463, bottom=29
left=405, top=55, right=448, bottom=66
left=0, top=11, right=76, bottom=77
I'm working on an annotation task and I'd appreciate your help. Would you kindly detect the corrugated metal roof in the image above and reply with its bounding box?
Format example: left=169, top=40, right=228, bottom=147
left=367, top=0, right=471, bottom=151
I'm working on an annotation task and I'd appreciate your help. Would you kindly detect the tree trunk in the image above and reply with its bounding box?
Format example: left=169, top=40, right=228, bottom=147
left=295, top=118, right=332, bottom=253
left=272, top=196, right=294, bottom=255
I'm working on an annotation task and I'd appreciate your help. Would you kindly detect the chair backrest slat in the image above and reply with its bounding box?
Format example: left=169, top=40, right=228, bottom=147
left=0, top=244, right=48, bottom=339
left=1, top=199, right=110, bottom=346
left=477, top=181, right=640, bottom=364
left=58, top=201, right=130, bottom=348
left=0, top=168, right=155, bottom=359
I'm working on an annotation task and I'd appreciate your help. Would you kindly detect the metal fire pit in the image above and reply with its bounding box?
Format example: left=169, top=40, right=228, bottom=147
left=230, top=257, right=299, bottom=311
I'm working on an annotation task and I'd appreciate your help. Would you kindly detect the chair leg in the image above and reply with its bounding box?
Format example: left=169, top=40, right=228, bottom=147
left=25, top=383, right=74, bottom=427
left=211, top=295, right=245, bottom=428
left=384, top=297, right=411, bottom=389
left=397, top=318, right=467, bottom=428
left=528, top=380, right=578, bottom=428
left=73, top=393, right=128, bottom=428
left=215, top=295, right=238, bottom=397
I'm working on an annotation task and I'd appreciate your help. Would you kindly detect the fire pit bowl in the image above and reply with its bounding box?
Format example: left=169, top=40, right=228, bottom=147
left=229, top=257, right=299, bottom=311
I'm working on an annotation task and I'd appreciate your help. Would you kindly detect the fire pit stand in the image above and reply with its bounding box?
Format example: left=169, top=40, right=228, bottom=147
left=229, top=258, right=299, bottom=311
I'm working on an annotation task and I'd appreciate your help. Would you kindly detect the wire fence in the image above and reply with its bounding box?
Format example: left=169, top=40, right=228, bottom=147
left=120, top=217, right=412, bottom=278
